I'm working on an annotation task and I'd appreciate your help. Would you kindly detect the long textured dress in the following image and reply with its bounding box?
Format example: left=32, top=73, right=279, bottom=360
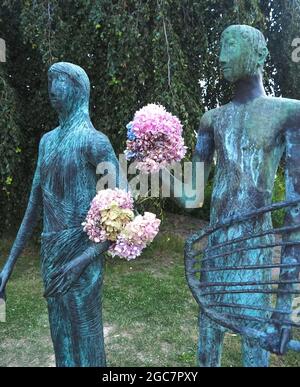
left=2, top=62, right=124, bottom=366
left=35, top=111, right=122, bottom=366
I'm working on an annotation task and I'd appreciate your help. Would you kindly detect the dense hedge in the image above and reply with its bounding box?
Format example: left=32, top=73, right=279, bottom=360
left=0, top=0, right=298, bottom=234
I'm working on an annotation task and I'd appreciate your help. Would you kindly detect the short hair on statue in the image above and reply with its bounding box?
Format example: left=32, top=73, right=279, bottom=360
left=221, top=25, right=269, bottom=63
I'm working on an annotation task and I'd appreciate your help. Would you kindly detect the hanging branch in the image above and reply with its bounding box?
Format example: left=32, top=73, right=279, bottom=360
left=157, top=0, right=171, bottom=88
left=233, top=0, right=240, bottom=24
left=46, top=0, right=53, bottom=64
left=293, top=0, right=300, bottom=12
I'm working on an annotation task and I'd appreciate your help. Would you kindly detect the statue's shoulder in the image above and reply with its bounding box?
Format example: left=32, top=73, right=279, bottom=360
left=85, top=126, right=110, bottom=146
left=39, top=127, right=59, bottom=148
left=200, top=107, right=220, bottom=130
left=84, top=127, right=114, bottom=159
left=264, top=96, right=300, bottom=127
left=262, top=96, right=300, bottom=113
left=84, top=127, right=115, bottom=165
left=281, top=96, right=300, bottom=116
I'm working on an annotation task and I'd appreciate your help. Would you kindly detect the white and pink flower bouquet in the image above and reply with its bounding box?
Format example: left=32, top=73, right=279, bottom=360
left=125, top=103, right=187, bottom=173
left=82, top=188, right=160, bottom=260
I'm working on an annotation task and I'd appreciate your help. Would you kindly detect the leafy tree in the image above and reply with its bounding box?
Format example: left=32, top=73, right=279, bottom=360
left=262, top=0, right=300, bottom=99
left=2, top=0, right=291, bottom=231
left=0, top=66, right=23, bottom=233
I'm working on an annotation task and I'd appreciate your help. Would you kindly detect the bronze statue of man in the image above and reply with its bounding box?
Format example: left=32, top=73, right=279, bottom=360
left=164, top=25, right=300, bottom=367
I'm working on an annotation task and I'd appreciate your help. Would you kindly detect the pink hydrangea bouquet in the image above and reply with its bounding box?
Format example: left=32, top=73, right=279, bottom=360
left=82, top=188, right=160, bottom=260
left=125, top=103, right=187, bottom=173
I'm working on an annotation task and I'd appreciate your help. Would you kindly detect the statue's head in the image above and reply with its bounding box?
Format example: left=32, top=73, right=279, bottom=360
left=219, top=25, right=269, bottom=83
left=48, top=62, right=90, bottom=114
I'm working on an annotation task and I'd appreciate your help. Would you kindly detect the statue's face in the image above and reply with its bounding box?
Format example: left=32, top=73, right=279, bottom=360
left=219, top=28, right=259, bottom=83
left=48, top=71, right=74, bottom=112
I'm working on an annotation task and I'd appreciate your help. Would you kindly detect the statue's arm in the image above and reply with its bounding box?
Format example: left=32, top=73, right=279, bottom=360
left=0, top=135, right=44, bottom=293
left=80, top=132, right=130, bottom=250
left=88, top=132, right=128, bottom=191
left=86, top=132, right=129, bottom=252
left=279, top=126, right=300, bottom=295
left=194, top=111, right=215, bottom=187
left=268, top=119, right=300, bottom=354
left=279, top=110, right=300, bottom=286
left=161, top=110, right=215, bottom=209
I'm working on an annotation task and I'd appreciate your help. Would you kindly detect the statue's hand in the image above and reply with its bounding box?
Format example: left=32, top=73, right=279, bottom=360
left=44, top=241, right=111, bottom=298
left=44, top=255, right=89, bottom=298
left=260, top=322, right=292, bottom=355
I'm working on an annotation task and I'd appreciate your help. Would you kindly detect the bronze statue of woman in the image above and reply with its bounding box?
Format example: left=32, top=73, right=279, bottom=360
left=0, top=62, right=125, bottom=367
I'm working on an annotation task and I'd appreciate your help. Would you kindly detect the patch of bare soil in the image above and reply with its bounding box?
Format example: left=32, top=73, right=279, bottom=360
left=160, top=212, right=208, bottom=239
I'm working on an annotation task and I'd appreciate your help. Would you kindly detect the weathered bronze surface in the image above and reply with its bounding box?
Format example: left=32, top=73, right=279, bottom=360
left=184, top=25, right=300, bottom=367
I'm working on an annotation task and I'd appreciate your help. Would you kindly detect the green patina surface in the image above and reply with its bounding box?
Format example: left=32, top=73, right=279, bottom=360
left=0, top=63, right=125, bottom=366
left=184, top=25, right=300, bottom=367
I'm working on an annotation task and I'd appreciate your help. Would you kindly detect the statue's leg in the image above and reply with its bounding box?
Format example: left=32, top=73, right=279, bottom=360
left=242, top=336, right=269, bottom=367
left=198, top=312, right=225, bottom=367
left=47, top=297, right=75, bottom=367
left=63, top=256, right=106, bottom=367
left=42, top=230, right=106, bottom=367
left=46, top=256, right=106, bottom=367
left=241, top=245, right=272, bottom=368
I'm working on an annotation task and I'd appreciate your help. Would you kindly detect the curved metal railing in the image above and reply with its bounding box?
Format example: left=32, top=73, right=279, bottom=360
left=184, top=199, right=300, bottom=353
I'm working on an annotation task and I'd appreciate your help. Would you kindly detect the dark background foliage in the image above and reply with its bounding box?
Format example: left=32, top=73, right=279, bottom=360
left=0, top=0, right=299, bottom=235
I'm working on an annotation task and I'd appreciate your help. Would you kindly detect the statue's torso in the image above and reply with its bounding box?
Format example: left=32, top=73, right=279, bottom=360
left=40, top=123, right=103, bottom=232
left=201, top=98, right=294, bottom=306
left=210, top=97, right=287, bottom=223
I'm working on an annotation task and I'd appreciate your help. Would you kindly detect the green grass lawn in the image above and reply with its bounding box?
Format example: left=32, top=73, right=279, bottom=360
left=0, top=232, right=300, bottom=367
